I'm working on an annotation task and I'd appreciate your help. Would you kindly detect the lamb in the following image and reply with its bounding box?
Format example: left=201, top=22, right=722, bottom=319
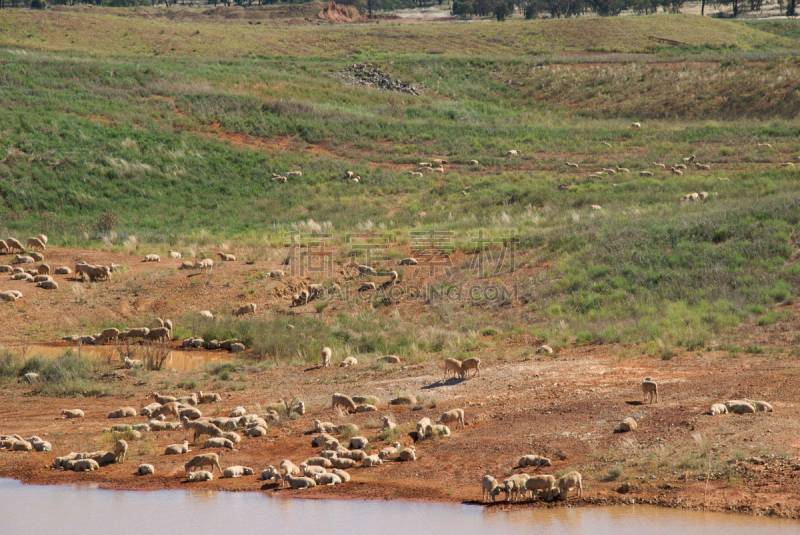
left=197, top=258, right=214, bottom=274
left=223, top=466, right=253, bottom=478
left=361, top=455, right=383, bottom=468
left=437, top=409, right=465, bottom=429
left=349, top=437, right=369, bottom=450
left=482, top=475, right=499, bottom=502
left=525, top=475, right=556, bottom=500
left=285, top=474, right=316, bottom=490
left=187, top=470, right=214, bottom=482
left=185, top=453, right=223, bottom=474
left=184, top=419, right=223, bottom=442
left=144, top=327, right=170, bottom=343
left=461, top=357, right=481, bottom=377
left=233, top=303, right=257, bottom=316
left=26, top=237, right=45, bottom=251
left=197, top=391, right=222, bottom=403
left=707, top=403, right=728, bottom=415
left=641, top=378, right=658, bottom=403
left=518, top=454, right=552, bottom=468
left=108, top=407, right=137, bottom=418
left=216, top=252, right=236, bottom=262
left=331, top=393, right=357, bottom=414
left=443, top=358, right=464, bottom=380
left=340, top=356, right=357, bottom=367
left=618, top=417, right=638, bottom=432
left=61, top=409, right=84, bottom=419
left=204, top=438, right=235, bottom=451
left=390, top=395, right=416, bottom=405
left=379, top=355, right=401, bottom=364
left=548, top=471, right=583, bottom=501
left=114, top=440, right=128, bottom=463
left=315, top=472, right=342, bottom=486
left=321, top=347, right=332, bottom=368
left=138, top=464, right=155, bottom=475
left=6, top=238, right=24, bottom=253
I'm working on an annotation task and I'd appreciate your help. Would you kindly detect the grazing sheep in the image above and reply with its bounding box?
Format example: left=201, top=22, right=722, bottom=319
left=707, top=403, right=728, bottom=416
left=321, top=347, right=332, bottom=368
left=518, top=454, right=552, bottom=468
left=187, top=470, right=214, bottom=482
left=427, top=424, right=451, bottom=438
left=234, top=303, right=257, bottom=316
left=482, top=475, right=499, bottom=502
left=390, top=395, right=416, bottom=405
left=590, top=205, right=602, bottom=211
left=223, top=466, right=254, bottom=478
left=331, top=393, right=357, bottom=414
left=0, top=240, right=7, bottom=253
left=506, top=150, right=522, bottom=156
left=618, top=417, right=638, bottom=432
left=339, top=356, right=357, bottom=367
left=285, top=474, right=316, bottom=490
left=108, top=407, right=137, bottom=419
left=443, top=358, right=464, bottom=380
left=197, top=259, right=214, bottom=274
left=437, top=409, right=465, bottom=430
left=61, top=409, right=84, bottom=419
left=361, top=455, right=383, bottom=468
left=199, top=310, right=213, bottom=320
left=137, top=464, right=155, bottom=475
left=461, top=357, right=481, bottom=377
left=536, top=345, right=553, bottom=355
left=641, top=379, right=658, bottom=403
left=143, top=327, right=170, bottom=343
left=114, top=440, right=128, bottom=463
left=96, top=328, right=120, bottom=344
left=204, top=438, right=235, bottom=451
left=184, top=420, right=223, bottom=442
left=6, top=238, right=24, bottom=253
left=501, top=475, right=530, bottom=503
left=185, top=453, right=223, bottom=474
left=632, top=122, right=641, bottom=128
left=640, top=171, right=654, bottom=177
left=197, top=391, right=222, bottom=403
left=682, top=192, right=699, bottom=202
left=525, top=475, right=556, bottom=500
left=349, top=437, right=369, bottom=450
left=26, top=237, right=45, bottom=251
left=549, top=471, right=583, bottom=501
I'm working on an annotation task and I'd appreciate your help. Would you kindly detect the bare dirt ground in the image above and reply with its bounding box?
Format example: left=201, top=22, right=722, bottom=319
left=1, top=246, right=799, bottom=519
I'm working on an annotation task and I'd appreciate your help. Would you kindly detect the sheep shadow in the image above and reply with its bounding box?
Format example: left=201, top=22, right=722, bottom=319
left=625, top=401, right=643, bottom=406
left=304, top=365, right=324, bottom=372
left=260, top=482, right=281, bottom=491
left=421, top=378, right=467, bottom=390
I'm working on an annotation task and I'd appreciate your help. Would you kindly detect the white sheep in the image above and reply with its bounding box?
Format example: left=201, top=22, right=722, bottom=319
left=381, top=416, right=396, bottom=431
left=204, top=438, right=235, bottom=451
left=61, top=409, right=84, bottom=419
left=199, top=310, right=213, bottom=320
left=340, top=356, right=357, bottom=367
left=165, top=440, right=191, bottom=455
left=361, top=455, right=383, bottom=468
left=525, top=475, right=556, bottom=500
left=482, top=475, right=499, bottom=502
left=187, top=470, right=214, bottom=482
left=349, top=437, right=369, bottom=450
left=641, top=378, right=659, bottom=403
left=707, top=403, right=728, bottom=415
left=332, top=468, right=350, bottom=483
left=548, top=471, right=582, bottom=501
left=230, top=406, right=246, bottom=418
left=314, top=472, right=342, bottom=486
left=168, top=250, right=182, bottom=259
left=426, top=424, right=450, bottom=438
left=138, top=464, right=155, bottom=475
left=108, top=407, right=137, bottom=418
left=321, top=347, right=332, bottom=368
left=285, top=474, right=316, bottom=490
left=437, top=409, right=465, bottom=429
left=233, top=303, right=256, bottom=316
left=518, top=454, right=552, bottom=468
left=223, top=466, right=254, bottom=478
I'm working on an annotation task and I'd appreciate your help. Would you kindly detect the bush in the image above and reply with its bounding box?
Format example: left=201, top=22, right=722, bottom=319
left=30, top=0, right=46, bottom=9
left=0, top=350, right=21, bottom=378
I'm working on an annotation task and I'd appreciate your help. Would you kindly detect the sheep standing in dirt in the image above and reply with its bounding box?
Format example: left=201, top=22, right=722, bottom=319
left=548, top=471, right=583, bottom=501
left=322, top=347, right=332, bottom=368
left=461, top=357, right=481, bottom=377
left=442, top=358, right=463, bottom=380
left=437, top=409, right=465, bottom=430
left=525, top=475, right=556, bottom=500
left=185, top=453, right=223, bottom=474
left=114, top=440, right=128, bottom=463
left=198, top=259, right=213, bottom=274
left=482, top=475, right=499, bottom=502
left=183, top=419, right=223, bottom=442
left=144, top=327, right=170, bottom=343
left=331, top=393, right=357, bottom=414
left=641, top=378, right=659, bottom=403
left=26, top=237, right=45, bottom=251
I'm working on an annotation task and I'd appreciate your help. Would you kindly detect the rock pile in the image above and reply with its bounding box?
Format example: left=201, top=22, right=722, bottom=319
left=334, top=64, right=420, bottom=96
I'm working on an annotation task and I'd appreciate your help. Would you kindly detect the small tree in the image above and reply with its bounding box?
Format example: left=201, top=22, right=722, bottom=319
left=30, top=0, right=47, bottom=8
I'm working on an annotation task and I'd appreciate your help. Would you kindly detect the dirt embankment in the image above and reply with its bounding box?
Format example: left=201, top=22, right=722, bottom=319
left=0, top=347, right=799, bottom=518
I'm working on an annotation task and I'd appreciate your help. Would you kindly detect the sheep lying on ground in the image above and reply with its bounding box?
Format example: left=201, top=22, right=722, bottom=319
left=427, top=424, right=450, bottom=438
left=332, top=457, right=357, bottom=469
left=204, top=438, right=235, bottom=451
left=340, top=356, right=357, bottom=367
left=61, top=409, right=84, bottom=419
left=437, top=409, right=465, bottom=429
left=349, top=437, right=369, bottom=450
left=398, top=447, right=417, bottom=462
left=315, top=472, right=342, bottom=486
left=618, top=417, right=638, bottom=432
left=138, top=464, right=155, bottom=475
left=381, top=416, right=396, bottom=431
left=223, top=466, right=254, bottom=478
left=197, top=391, right=222, bottom=403
left=217, top=252, right=236, bottom=262
left=261, top=466, right=282, bottom=484
left=362, top=455, right=383, bottom=468
left=312, top=419, right=335, bottom=433
left=390, top=395, right=416, bottom=405
left=416, top=418, right=432, bottom=438
left=285, top=474, right=316, bottom=490
left=518, top=454, right=552, bottom=468
left=187, top=471, right=214, bottom=482
left=242, top=426, right=268, bottom=437
left=300, top=464, right=325, bottom=477
left=185, top=453, right=223, bottom=474
left=728, top=401, right=756, bottom=414
left=233, top=303, right=257, bottom=316
left=66, top=459, right=100, bottom=472
left=108, top=407, right=137, bottom=418
left=708, top=403, right=728, bottom=415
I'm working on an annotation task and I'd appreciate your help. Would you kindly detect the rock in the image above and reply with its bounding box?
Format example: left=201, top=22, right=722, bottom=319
left=333, top=64, right=420, bottom=96
left=230, top=343, right=245, bottom=353
left=207, top=340, right=220, bottom=350
left=618, top=481, right=631, bottom=493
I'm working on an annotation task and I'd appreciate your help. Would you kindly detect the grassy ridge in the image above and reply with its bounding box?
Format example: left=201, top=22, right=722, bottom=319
left=0, top=12, right=791, bottom=58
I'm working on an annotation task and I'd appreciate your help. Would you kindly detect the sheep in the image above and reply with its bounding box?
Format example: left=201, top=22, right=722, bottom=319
left=745, top=399, right=774, bottom=412
left=179, top=407, right=202, bottom=420
left=217, top=252, right=236, bottom=262
left=340, top=356, right=357, bottom=368
left=437, top=409, right=465, bottom=430
left=110, top=424, right=132, bottom=433
left=590, top=204, right=602, bottom=211
left=355, top=404, right=377, bottom=413
left=315, top=472, right=342, bottom=486
left=26, top=237, right=45, bottom=251
left=536, top=345, right=553, bottom=355
left=285, top=474, right=317, bottom=490
left=151, top=401, right=181, bottom=419
left=416, top=418, right=432, bottom=438
left=152, top=392, right=176, bottom=405
left=378, top=443, right=399, bottom=459
left=178, top=394, right=197, bottom=406
left=707, top=403, right=728, bottom=415
left=482, top=475, right=499, bottom=502
left=36, top=264, right=51, bottom=276
left=280, top=459, right=301, bottom=480
left=728, top=401, right=756, bottom=414
left=349, top=437, right=369, bottom=450
left=36, top=280, right=58, bottom=290
left=287, top=171, right=302, bottom=177
left=548, top=471, right=583, bottom=501
left=108, top=407, right=137, bottom=419
left=347, top=450, right=368, bottom=462
left=357, top=282, right=376, bottom=293
left=133, top=423, right=150, bottom=433
left=0, top=240, right=7, bottom=253
left=398, top=257, right=418, bottom=266
left=234, top=303, right=257, bottom=316
left=68, top=459, right=100, bottom=472
left=525, top=475, right=556, bottom=500
left=631, top=122, right=641, bottom=128
left=506, top=150, right=522, bottom=156
left=164, top=318, right=173, bottom=333
left=618, top=417, right=638, bottom=432
left=336, top=423, right=359, bottom=435
left=184, top=419, right=223, bottom=442
left=500, top=475, right=529, bottom=502
left=427, top=424, right=451, bottom=438
left=197, top=391, right=222, bottom=403
left=121, top=327, right=149, bottom=341
left=242, top=426, right=268, bottom=437
left=305, top=456, right=334, bottom=468
left=320, top=449, right=339, bottom=459
left=61, top=409, right=84, bottom=419
left=410, top=171, right=423, bottom=177
left=137, top=464, right=155, bottom=476
left=0, top=265, right=11, bottom=273
left=261, top=466, right=282, bottom=484
left=390, top=395, right=416, bottom=405
left=682, top=192, right=699, bottom=202
left=313, top=419, right=337, bottom=434
left=518, top=454, right=552, bottom=468
left=0, top=291, right=17, bottom=302
left=199, top=310, right=213, bottom=320
left=12, top=440, right=33, bottom=452
left=615, top=166, right=630, bottom=173
left=671, top=167, right=683, bottom=176
left=143, top=327, right=171, bottom=343
left=229, top=342, right=245, bottom=353
left=641, top=379, right=658, bottom=403
left=197, top=258, right=214, bottom=274
left=565, top=162, right=579, bottom=169
left=355, top=264, right=377, bottom=276
left=331, top=468, right=351, bottom=483
left=378, top=355, right=401, bottom=364
left=332, top=457, right=357, bottom=469
left=6, top=238, right=24, bottom=253
left=114, top=440, right=128, bottom=463
left=96, top=328, right=120, bottom=344
left=143, top=254, right=160, bottom=262
left=211, top=417, right=239, bottom=431
left=204, top=438, right=235, bottom=451
left=185, top=453, right=223, bottom=474
left=362, top=455, right=383, bottom=468
left=78, top=335, right=97, bottom=345
left=461, top=357, right=481, bottom=377
left=443, top=358, right=464, bottom=380
left=33, top=274, right=52, bottom=283
left=321, top=347, right=332, bottom=368
left=640, top=171, right=654, bottom=177
left=331, top=393, right=357, bottom=414
left=187, top=470, right=214, bottom=482
left=11, top=272, right=32, bottom=281
left=14, top=255, right=34, bottom=264
left=269, top=270, right=285, bottom=278
left=30, top=439, right=51, bottom=452
left=230, top=406, right=246, bottom=418
left=300, top=463, right=326, bottom=477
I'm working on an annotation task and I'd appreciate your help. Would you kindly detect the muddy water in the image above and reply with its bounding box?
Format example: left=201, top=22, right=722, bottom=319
left=1, top=479, right=797, bottom=535
left=10, top=345, right=234, bottom=372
